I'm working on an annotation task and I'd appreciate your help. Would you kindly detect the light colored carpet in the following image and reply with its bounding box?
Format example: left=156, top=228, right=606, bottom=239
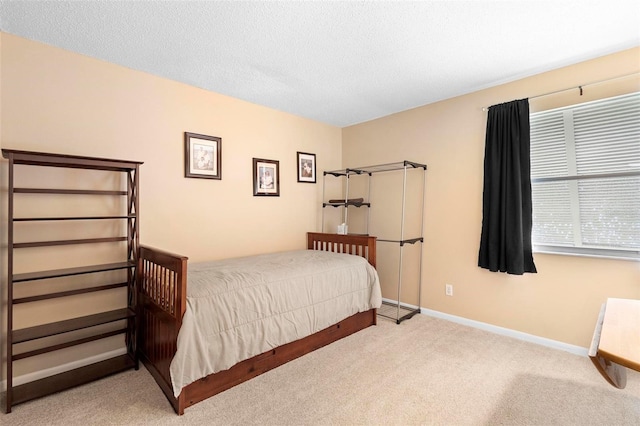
left=2, top=314, right=639, bottom=425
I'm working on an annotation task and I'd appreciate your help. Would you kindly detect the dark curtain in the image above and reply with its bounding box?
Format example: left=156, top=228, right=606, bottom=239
left=478, top=99, right=537, bottom=275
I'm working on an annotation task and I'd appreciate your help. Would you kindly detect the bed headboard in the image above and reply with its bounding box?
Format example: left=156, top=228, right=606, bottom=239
left=307, top=232, right=377, bottom=268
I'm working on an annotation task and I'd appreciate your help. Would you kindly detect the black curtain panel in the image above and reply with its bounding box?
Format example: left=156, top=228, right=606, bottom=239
left=478, top=99, right=537, bottom=275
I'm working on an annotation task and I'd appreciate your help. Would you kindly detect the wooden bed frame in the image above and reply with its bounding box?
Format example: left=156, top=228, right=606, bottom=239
left=137, top=232, right=378, bottom=415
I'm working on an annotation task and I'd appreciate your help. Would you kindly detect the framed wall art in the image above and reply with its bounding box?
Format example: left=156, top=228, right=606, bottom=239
left=185, top=132, right=222, bottom=179
left=253, top=158, right=280, bottom=196
left=296, top=151, right=316, bottom=183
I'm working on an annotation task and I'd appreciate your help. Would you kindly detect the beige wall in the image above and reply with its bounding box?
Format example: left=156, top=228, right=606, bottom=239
left=0, top=32, right=341, bottom=377
left=1, top=31, right=638, bottom=381
left=342, top=47, right=640, bottom=348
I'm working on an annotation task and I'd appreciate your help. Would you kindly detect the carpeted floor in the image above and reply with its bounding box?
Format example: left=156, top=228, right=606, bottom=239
left=2, top=313, right=639, bottom=425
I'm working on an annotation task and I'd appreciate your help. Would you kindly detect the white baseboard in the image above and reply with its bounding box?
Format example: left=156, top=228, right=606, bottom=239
left=1, top=347, right=127, bottom=392
left=420, top=308, right=588, bottom=357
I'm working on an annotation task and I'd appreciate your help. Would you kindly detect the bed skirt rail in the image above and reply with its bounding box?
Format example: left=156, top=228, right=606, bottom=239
left=137, top=245, right=188, bottom=414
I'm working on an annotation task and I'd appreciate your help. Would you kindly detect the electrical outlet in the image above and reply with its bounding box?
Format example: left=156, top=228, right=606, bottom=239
left=445, top=284, right=453, bottom=296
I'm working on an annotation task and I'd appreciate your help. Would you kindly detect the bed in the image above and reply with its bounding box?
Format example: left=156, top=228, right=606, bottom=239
left=137, top=232, right=380, bottom=415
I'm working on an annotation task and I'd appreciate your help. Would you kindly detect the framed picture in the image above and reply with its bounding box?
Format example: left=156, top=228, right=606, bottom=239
left=297, top=151, right=316, bottom=183
left=253, top=158, right=280, bottom=196
left=185, top=132, right=222, bottom=179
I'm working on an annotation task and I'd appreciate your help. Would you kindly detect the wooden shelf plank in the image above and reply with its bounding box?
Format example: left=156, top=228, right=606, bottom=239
left=13, top=282, right=128, bottom=304
left=14, top=236, right=127, bottom=248
left=13, top=329, right=126, bottom=361
left=12, top=261, right=135, bottom=282
left=12, top=308, right=135, bottom=343
left=11, top=354, right=136, bottom=405
left=14, top=215, right=136, bottom=221
left=2, top=149, right=143, bottom=171
left=13, top=188, right=127, bottom=196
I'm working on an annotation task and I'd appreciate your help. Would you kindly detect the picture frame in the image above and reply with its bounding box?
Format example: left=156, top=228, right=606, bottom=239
left=185, top=132, right=222, bottom=179
left=253, top=158, right=280, bottom=196
left=296, top=151, right=316, bottom=183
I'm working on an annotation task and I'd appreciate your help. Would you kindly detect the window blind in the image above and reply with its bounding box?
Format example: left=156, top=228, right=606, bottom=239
left=530, top=92, right=640, bottom=259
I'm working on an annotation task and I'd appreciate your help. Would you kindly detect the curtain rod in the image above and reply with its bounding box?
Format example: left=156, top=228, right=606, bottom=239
left=482, top=72, right=640, bottom=111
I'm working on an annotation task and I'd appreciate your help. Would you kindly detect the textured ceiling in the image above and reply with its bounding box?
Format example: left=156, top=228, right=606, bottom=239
left=1, top=1, right=639, bottom=127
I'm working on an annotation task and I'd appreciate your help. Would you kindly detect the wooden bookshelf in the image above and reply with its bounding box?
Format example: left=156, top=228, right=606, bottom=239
left=2, top=149, right=142, bottom=413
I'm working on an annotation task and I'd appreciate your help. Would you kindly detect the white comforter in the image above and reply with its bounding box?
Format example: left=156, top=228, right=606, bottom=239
left=169, top=249, right=382, bottom=397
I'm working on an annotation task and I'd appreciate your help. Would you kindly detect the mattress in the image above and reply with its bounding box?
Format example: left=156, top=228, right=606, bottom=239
left=169, top=249, right=382, bottom=396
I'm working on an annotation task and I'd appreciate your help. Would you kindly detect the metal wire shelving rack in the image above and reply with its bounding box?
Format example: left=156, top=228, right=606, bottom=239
left=322, top=160, right=427, bottom=324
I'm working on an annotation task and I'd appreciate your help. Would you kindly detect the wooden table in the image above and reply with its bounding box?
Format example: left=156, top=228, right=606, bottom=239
left=589, top=298, right=640, bottom=389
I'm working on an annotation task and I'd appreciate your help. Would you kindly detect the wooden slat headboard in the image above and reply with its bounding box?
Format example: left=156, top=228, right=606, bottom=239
left=307, top=232, right=376, bottom=268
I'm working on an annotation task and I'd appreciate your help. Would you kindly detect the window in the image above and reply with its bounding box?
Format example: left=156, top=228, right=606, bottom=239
left=530, top=92, right=640, bottom=260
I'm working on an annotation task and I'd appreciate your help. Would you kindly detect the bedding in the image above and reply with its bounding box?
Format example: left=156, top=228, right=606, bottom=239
left=169, top=249, right=382, bottom=397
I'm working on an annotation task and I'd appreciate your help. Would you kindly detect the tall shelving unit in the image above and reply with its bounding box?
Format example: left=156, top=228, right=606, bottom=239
left=322, top=161, right=427, bottom=323
left=2, top=149, right=142, bottom=413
